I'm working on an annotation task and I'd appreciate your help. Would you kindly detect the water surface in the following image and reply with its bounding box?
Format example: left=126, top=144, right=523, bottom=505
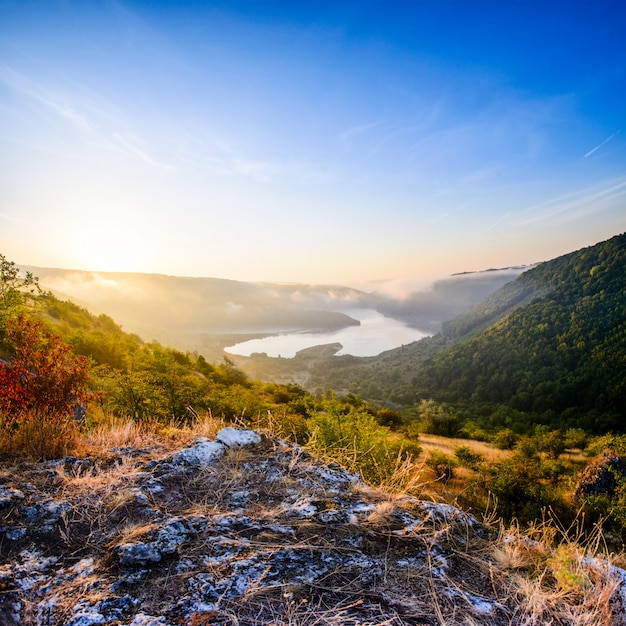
left=225, top=309, right=430, bottom=358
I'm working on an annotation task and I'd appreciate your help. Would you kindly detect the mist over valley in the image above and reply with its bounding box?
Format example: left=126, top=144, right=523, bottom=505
left=24, top=264, right=527, bottom=360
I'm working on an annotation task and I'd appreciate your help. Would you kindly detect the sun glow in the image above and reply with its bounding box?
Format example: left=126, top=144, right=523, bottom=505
left=69, top=218, right=156, bottom=273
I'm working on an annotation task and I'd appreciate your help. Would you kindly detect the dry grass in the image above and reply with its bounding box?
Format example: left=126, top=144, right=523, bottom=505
left=79, top=411, right=227, bottom=456
left=375, top=436, right=488, bottom=505
left=51, top=440, right=159, bottom=529
left=418, top=434, right=511, bottom=463
left=364, top=499, right=401, bottom=528
left=3, top=414, right=626, bottom=626
left=0, top=412, right=80, bottom=460
left=492, top=512, right=625, bottom=626
left=81, top=416, right=162, bottom=451
left=375, top=449, right=427, bottom=496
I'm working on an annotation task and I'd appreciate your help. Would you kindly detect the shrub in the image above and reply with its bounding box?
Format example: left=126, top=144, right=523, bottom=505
left=564, top=427, right=589, bottom=450
left=454, top=445, right=484, bottom=470
left=493, top=428, right=519, bottom=450
left=426, top=450, right=456, bottom=481
left=306, top=394, right=417, bottom=485
left=534, top=426, right=566, bottom=459
left=376, top=407, right=403, bottom=429
left=514, top=435, right=539, bottom=460
left=0, top=315, right=90, bottom=459
left=488, top=466, right=549, bottom=522
left=418, top=399, right=459, bottom=437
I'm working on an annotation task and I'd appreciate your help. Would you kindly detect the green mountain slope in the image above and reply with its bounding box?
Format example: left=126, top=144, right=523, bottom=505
left=300, top=233, right=625, bottom=435
left=417, top=232, right=626, bottom=432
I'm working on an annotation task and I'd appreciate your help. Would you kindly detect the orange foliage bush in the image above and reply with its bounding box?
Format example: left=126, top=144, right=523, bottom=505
left=0, top=315, right=91, bottom=459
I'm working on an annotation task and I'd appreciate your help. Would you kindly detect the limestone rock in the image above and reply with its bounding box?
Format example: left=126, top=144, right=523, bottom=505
left=0, top=427, right=624, bottom=625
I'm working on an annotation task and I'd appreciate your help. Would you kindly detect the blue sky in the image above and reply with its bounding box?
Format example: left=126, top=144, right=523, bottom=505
left=1, top=1, right=625, bottom=285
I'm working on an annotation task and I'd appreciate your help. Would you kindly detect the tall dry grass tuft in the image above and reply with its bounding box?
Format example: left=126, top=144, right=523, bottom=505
left=184, top=411, right=227, bottom=440
left=0, top=412, right=80, bottom=460
left=494, top=510, right=625, bottom=625
left=375, top=449, right=426, bottom=496
left=155, top=411, right=228, bottom=447
left=82, top=416, right=162, bottom=453
left=80, top=410, right=227, bottom=455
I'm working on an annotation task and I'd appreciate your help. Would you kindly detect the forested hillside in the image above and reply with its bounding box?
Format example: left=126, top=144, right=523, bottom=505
left=417, top=232, right=625, bottom=432
left=304, top=233, right=626, bottom=435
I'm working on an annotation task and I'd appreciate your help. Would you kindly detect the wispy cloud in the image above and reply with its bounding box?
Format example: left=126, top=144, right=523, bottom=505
left=365, top=113, right=443, bottom=160
left=0, top=212, right=22, bottom=224
left=176, top=136, right=273, bottom=181
left=231, top=156, right=272, bottom=181
left=428, top=212, right=448, bottom=223
left=0, top=63, right=96, bottom=135
left=0, top=63, right=170, bottom=169
left=176, top=135, right=335, bottom=184
left=584, top=130, right=620, bottom=158
left=517, top=177, right=626, bottom=227
left=113, top=133, right=173, bottom=170
left=338, top=104, right=442, bottom=161
left=339, top=121, right=383, bottom=149
left=484, top=211, right=512, bottom=233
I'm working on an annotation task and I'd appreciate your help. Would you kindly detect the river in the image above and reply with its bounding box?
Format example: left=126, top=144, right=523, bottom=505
left=225, top=309, right=430, bottom=358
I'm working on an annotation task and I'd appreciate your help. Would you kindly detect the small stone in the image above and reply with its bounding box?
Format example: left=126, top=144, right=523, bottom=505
left=129, top=613, right=169, bottom=626
left=4, top=527, right=27, bottom=541
left=0, top=486, right=25, bottom=509
left=216, top=427, right=262, bottom=448
left=118, top=542, right=163, bottom=566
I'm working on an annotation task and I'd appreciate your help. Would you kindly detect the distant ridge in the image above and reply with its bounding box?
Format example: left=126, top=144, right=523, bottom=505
left=374, top=266, right=526, bottom=333
left=21, top=264, right=526, bottom=360
left=22, top=266, right=377, bottom=336
left=451, top=264, right=533, bottom=276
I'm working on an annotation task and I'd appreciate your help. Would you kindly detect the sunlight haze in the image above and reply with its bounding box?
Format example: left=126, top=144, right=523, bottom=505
left=1, top=1, right=625, bottom=284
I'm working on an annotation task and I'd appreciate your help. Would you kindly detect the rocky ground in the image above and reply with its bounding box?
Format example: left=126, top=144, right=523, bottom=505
left=1, top=428, right=625, bottom=625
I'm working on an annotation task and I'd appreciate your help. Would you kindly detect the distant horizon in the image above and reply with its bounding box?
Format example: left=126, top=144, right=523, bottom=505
left=2, top=2, right=625, bottom=284
left=8, top=216, right=623, bottom=287
left=16, top=230, right=614, bottom=290
left=19, top=252, right=537, bottom=289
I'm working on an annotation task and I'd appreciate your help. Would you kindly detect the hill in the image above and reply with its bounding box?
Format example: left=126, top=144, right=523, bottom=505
left=33, top=233, right=622, bottom=436
left=23, top=268, right=381, bottom=358
left=282, top=233, right=626, bottom=434
left=374, top=266, right=529, bottom=333
left=416, top=232, right=626, bottom=432
left=2, top=426, right=625, bottom=625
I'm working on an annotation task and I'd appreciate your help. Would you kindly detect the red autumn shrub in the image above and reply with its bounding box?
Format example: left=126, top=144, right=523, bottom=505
left=0, top=314, right=90, bottom=459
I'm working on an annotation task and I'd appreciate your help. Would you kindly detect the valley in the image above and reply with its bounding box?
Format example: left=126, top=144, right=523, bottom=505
left=2, top=234, right=626, bottom=624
